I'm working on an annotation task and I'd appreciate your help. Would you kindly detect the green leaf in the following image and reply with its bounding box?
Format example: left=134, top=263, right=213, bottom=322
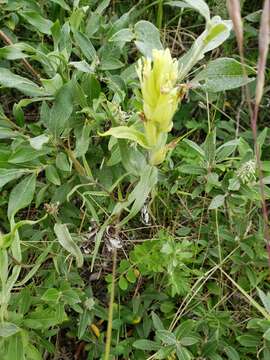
left=0, top=128, right=20, bottom=139
left=236, top=334, right=260, bottom=347
left=0, top=68, right=48, bottom=97
left=41, top=288, right=60, bottom=302
left=0, top=322, right=20, bottom=338
left=56, top=152, right=70, bottom=172
left=0, top=168, right=30, bottom=189
left=119, top=276, right=128, bottom=290
left=100, top=57, right=124, bottom=70
left=224, top=346, right=240, bottom=360
left=45, top=165, right=61, bottom=185
left=21, top=11, right=53, bottom=35
left=208, top=194, right=226, bottom=210
left=176, top=345, right=192, bottom=360
left=8, top=174, right=36, bottom=220
left=156, top=330, right=177, bottom=345
left=7, top=333, right=23, bottom=360
left=178, top=17, right=232, bottom=81
left=109, top=28, right=134, bottom=43
left=54, top=223, right=84, bottom=268
left=126, top=269, right=137, bottom=283
left=264, top=328, right=270, bottom=341
left=132, top=339, right=161, bottom=351
left=258, top=288, right=270, bottom=313
left=29, top=134, right=49, bottom=150
left=134, top=20, right=163, bottom=57
left=179, top=336, right=199, bottom=346
left=50, top=0, right=70, bottom=10
left=166, top=0, right=210, bottom=22
left=100, top=126, right=149, bottom=149
left=73, top=31, right=97, bottom=61
left=193, top=58, right=255, bottom=92
left=151, top=312, right=165, bottom=331
left=114, top=165, right=158, bottom=226
left=25, top=343, right=43, bottom=360
left=47, top=81, right=74, bottom=138
left=216, top=139, right=240, bottom=162
left=8, top=146, right=47, bottom=164
left=70, top=60, right=94, bottom=73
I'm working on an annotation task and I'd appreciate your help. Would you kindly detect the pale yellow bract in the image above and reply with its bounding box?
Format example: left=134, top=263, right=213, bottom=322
left=136, top=48, right=180, bottom=164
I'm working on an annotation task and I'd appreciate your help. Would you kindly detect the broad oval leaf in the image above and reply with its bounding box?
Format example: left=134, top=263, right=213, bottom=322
left=0, top=68, right=48, bottom=97
left=8, top=174, right=36, bottom=220
left=134, top=20, right=163, bottom=57
left=193, top=58, right=255, bottom=92
left=132, top=339, right=161, bottom=351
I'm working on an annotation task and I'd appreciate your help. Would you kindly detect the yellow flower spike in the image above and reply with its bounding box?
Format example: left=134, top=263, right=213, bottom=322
left=136, top=48, right=180, bottom=161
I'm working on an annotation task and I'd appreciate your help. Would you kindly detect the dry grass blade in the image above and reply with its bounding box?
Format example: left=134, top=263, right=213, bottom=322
left=255, top=0, right=270, bottom=107
left=226, top=0, right=253, bottom=118
left=226, top=0, right=243, bottom=54
left=252, top=0, right=270, bottom=262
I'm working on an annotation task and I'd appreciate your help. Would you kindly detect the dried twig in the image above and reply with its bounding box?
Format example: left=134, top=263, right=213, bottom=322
left=0, top=29, right=41, bottom=83
left=227, top=0, right=270, bottom=265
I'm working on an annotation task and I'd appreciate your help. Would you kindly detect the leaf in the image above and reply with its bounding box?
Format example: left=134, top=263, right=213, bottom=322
left=8, top=174, right=36, bottom=220
left=236, top=334, right=259, bottom=347
left=126, top=269, right=137, bottom=283
left=224, top=346, right=240, bottom=360
left=216, top=139, right=240, bottom=162
left=70, top=60, right=94, bottom=73
left=134, top=20, right=163, bottom=57
left=176, top=345, right=192, bottom=360
left=109, top=28, right=134, bottom=43
left=100, top=126, right=149, bottom=149
left=208, top=194, right=226, bottom=210
left=47, top=81, right=74, bottom=138
left=8, top=146, right=47, bottom=164
left=151, top=312, right=165, bottom=331
left=179, top=336, right=199, bottom=346
left=132, top=339, right=161, bottom=351
left=258, top=288, right=270, bottom=313
left=119, top=276, right=128, bottom=290
left=115, top=165, right=158, bottom=226
left=29, top=134, right=49, bottom=150
left=0, top=68, right=48, bottom=97
left=263, top=328, right=270, bottom=341
left=182, top=138, right=205, bottom=157
left=178, top=17, right=232, bottom=81
left=21, top=11, right=53, bottom=35
left=0, top=128, right=20, bottom=139
left=56, top=152, right=70, bottom=172
left=41, top=288, right=60, bottom=302
left=0, top=168, right=30, bottom=189
left=7, top=333, right=23, bottom=360
left=166, top=0, right=210, bottom=22
left=193, top=58, right=255, bottom=92
left=73, top=31, right=97, bottom=61
left=45, top=165, right=61, bottom=185
left=54, top=223, right=84, bottom=268
left=100, top=57, right=124, bottom=70
left=0, top=322, right=20, bottom=338
left=156, top=330, right=177, bottom=345
left=50, top=0, right=70, bottom=10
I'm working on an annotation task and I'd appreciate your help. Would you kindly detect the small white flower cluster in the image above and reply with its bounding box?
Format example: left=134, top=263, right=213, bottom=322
left=237, top=160, right=256, bottom=183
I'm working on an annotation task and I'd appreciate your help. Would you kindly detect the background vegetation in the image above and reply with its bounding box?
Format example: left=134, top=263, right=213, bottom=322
left=0, top=0, right=269, bottom=359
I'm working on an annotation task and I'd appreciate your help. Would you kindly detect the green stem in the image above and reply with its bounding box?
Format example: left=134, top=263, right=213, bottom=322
left=157, top=0, right=164, bottom=29
left=104, top=249, right=117, bottom=360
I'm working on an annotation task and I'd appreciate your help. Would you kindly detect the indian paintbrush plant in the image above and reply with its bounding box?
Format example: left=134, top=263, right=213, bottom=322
left=0, top=0, right=268, bottom=359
